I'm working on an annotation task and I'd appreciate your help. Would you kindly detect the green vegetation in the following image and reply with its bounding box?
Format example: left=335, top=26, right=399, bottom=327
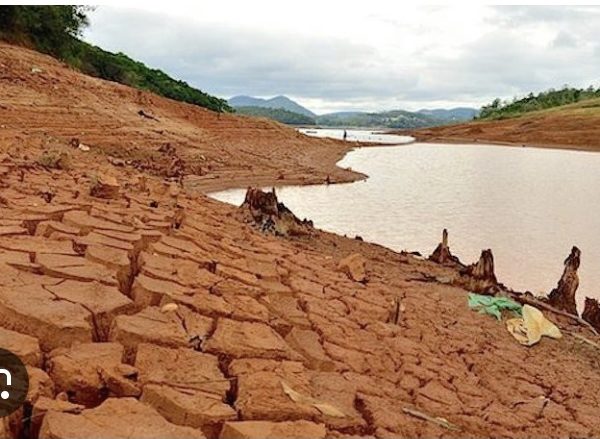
left=235, top=106, right=316, bottom=125
left=234, top=105, right=477, bottom=128
left=68, top=42, right=231, bottom=112
left=315, top=110, right=439, bottom=129
left=0, top=6, right=231, bottom=112
left=479, top=86, right=600, bottom=120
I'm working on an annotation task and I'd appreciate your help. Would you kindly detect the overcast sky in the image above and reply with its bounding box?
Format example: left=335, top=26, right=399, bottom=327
left=84, top=4, right=600, bottom=114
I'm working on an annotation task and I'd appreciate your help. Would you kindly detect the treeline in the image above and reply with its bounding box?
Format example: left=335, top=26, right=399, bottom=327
left=316, top=110, right=439, bottom=129
left=0, top=6, right=231, bottom=113
left=479, top=86, right=600, bottom=120
left=235, top=106, right=316, bottom=125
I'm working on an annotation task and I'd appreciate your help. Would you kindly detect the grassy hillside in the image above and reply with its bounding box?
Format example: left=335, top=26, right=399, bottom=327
left=0, top=6, right=231, bottom=112
left=478, top=86, right=600, bottom=120
left=407, top=96, right=600, bottom=151
left=68, top=41, right=231, bottom=112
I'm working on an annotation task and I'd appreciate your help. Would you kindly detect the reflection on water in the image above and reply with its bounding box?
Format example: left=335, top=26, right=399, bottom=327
left=211, top=143, right=600, bottom=305
left=298, top=127, right=414, bottom=144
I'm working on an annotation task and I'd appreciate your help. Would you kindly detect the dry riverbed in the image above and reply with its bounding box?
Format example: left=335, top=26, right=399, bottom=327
left=1, top=42, right=600, bottom=438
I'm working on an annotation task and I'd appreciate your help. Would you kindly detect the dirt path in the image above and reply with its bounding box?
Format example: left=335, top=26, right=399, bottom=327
left=1, top=42, right=600, bottom=439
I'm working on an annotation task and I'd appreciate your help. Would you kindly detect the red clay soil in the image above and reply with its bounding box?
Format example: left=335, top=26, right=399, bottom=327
left=1, top=42, right=600, bottom=439
left=399, top=103, right=600, bottom=152
left=0, top=42, right=365, bottom=193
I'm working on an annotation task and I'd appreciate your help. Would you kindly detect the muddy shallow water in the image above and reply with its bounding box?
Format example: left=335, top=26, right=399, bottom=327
left=211, top=142, right=600, bottom=305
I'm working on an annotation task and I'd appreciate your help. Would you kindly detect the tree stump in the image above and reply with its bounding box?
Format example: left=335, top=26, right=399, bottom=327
left=241, top=187, right=311, bottom=236
left=242, top=187, right=279, bottom=223
left=547, top=246, right=580, bottom=315
left=458, top=249, right=498, bottom=294
left=582, top=297, right=600, bottom=333
left=429, top=229, right=461, bottom=266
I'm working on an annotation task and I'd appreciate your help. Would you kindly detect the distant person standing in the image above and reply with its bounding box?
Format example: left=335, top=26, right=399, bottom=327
left=343, top=130, right=348, bottom=141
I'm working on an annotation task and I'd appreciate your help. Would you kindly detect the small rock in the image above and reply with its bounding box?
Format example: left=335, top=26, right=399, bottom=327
left=90, top=174, right=120, bottom=199
left=108, top=156, right=125, bottom=166
left=337, top=253, right=367, bottom=283
left=161, top=303, right=179, bottom=313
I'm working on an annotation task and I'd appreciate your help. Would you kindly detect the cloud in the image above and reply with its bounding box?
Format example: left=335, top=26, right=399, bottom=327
left=84, top=5, right=600, bottom=113
left=553, top=31, right=578, bottom=49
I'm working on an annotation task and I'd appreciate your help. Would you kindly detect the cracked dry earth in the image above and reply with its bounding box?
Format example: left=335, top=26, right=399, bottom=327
left=0, top=42, right=600, bottom=439
left=0, top=156, right=599, bottom=439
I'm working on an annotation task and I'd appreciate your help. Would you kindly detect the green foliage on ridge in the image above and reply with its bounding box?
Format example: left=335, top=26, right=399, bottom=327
left=0, top=6, right=231, bottom=113
left=315, top=110, right=440, bottom=129
left=478, top=86, right=600, bottom=120
left=234, top=106, right=316, bottom=125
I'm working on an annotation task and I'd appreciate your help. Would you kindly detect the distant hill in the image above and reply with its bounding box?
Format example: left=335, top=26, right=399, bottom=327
left=229, top=94, right=477, bottom=128
left=315, top=110, right=437, bottom=128
left=314, top=108, right=476, bottom=129
left=235, top=106, right=316, bottom=125
left=417, top=108, right=479, bottom=123
left=405, top=96, right=600, bottom=151
left=228, top=95, right=315, bottom=117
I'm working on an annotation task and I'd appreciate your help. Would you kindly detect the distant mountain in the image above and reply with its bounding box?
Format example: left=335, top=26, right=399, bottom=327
left=315, top=107, right=478, bottom=128
left=234, top=106, right=316, bottom=125
left=417, top=107, right=479, bottom=122
left=228, top=95, right=316, bottom=117
left=229, top=96, right=477, bottom=128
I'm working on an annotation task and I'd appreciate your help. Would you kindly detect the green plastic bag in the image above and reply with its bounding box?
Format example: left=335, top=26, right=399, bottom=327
left=468, top=293, right=522, bottom=320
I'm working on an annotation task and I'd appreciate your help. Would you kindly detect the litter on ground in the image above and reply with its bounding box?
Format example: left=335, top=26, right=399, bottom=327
left=468, top=293, right=522, bottom=320
left=506, top=304, right=562, bottom=346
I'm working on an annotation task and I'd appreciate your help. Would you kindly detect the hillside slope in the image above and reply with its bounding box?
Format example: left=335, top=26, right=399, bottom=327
left=404, top=98, right=600, bottom=151
left=0, top=43, right=360, bottom=192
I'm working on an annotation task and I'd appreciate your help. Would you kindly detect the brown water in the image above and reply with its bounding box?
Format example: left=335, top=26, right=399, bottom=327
left=211, top=142, right=600, bottom=306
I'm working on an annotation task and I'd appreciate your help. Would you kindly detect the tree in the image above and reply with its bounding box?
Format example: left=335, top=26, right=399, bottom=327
left=0, top=6, right=89, bottom=57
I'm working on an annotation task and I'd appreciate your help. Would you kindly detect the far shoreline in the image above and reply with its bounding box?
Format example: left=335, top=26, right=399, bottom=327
left=191, top=128, right=599, bottom=195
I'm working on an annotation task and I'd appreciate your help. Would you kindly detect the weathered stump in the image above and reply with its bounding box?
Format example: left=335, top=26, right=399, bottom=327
left=429, top=229, right=461, bottom=266
left=387, top=297, right=402, bottom=325
left=458, top=249, right=498, bottom=294
left=582, top=297, right=600, bottom=333
left=242, top=187, right=279, bottom=223
left=547, top=246, right=580, bottom=315
left=241, top=187, right=312, bottom=236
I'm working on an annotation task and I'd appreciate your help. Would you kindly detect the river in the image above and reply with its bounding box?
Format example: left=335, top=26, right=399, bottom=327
left=211, top=136, right=600, bottom=305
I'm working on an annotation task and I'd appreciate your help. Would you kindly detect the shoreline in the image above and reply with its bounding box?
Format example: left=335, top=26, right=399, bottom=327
left=198, top=132, right=599, bottom=196
left=410, top=135, right=600, bottom=154
left=187, top=138, right=412, bottom=193
left=204, top=137, right=600, bottom=312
